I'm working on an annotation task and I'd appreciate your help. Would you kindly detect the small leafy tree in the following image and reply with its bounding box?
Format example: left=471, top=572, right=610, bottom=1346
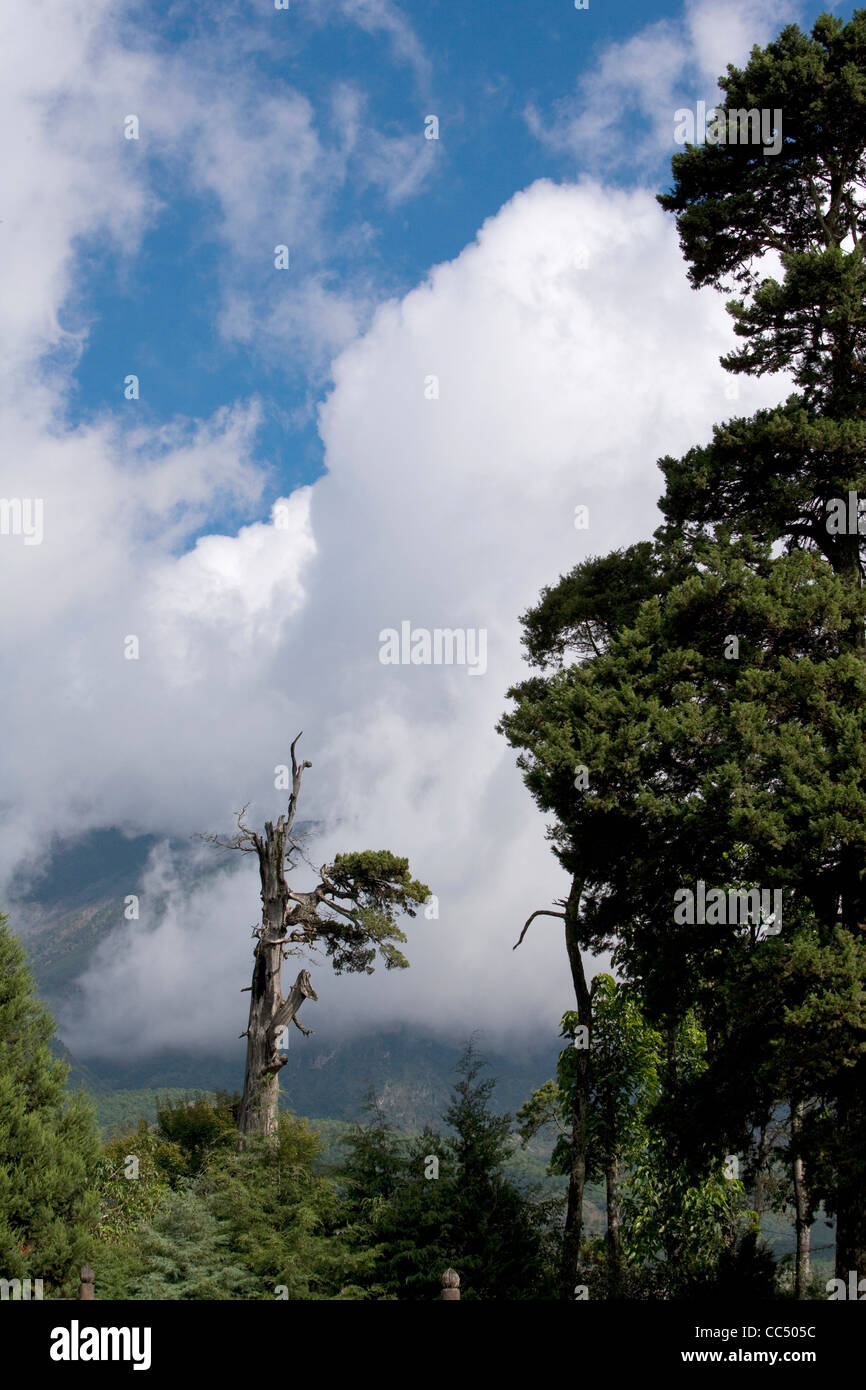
left=153, top=1092, right=239, bottom=1177
left=520, top=979, right=661, bottom=1296
left=620, top=1015, right=768, bottom=1299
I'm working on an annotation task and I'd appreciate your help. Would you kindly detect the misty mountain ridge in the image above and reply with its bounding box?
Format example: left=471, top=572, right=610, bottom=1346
left=10, top=827, right=563, bottom=1130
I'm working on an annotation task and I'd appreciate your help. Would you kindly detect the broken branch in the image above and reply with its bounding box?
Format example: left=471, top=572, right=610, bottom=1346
left=513, top=908, right=566, bottom=950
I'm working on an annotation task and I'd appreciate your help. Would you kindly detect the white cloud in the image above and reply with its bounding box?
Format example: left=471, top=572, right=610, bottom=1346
left=0, top=0, right=437, bottom=395
left=24, top=179, right=789, bottom=1056
left=527, top=0, right=803, bottom=173
left=334, top=0, right=433, bottom=97
left=1, top=1, right=795, bottom=1057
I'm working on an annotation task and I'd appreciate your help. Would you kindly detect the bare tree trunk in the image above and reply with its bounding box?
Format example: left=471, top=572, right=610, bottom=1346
left=560, top=1081, right=588, bottom=1300
left=237, top=739, right=317, bottom=1141
left=753, top=1120, right=770, bottom=1224
left=513, top=875, right=594, bottom=1300
left=560, top=876, right=593, bottom=1301
left=791, top=1100, right=811, bottom=1299
left=605, top=1158, right=622, bottom=1296
left=834, top=1081, right=866, bottom=1286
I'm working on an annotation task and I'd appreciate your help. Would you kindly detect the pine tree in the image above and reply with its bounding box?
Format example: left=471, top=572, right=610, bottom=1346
left=202, top=737, right=430, bottom=1140
left=441, top=1042, right=555, bottom=1300
left=0, top=914, right=101, bottom=1296
left=500, top=8, right=866, bottom=1287
left=125, top=1186, right=259, bottom=1301
left=337, top=1044, right=557, bottom=1300
left=202, top=1112, right=364, bottom=1299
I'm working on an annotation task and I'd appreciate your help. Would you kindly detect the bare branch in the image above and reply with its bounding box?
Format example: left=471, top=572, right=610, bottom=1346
left=287, top=837, right=321, bottom=876
left=197, top=804, right=259, bottom=852
left=582, top=621, right=603, bottom=660
left=286, top=888, right=360, bottom=926
left=270, top=968, right=319, bottom=1037
left=513, top=908, right=566, bottom=950
left=285, top=732, right=313, bottom=836
left=808, top=177, right=832, bottom=243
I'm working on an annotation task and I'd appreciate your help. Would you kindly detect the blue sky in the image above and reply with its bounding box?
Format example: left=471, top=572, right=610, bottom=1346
left=62, top=0, right=817, bottom=519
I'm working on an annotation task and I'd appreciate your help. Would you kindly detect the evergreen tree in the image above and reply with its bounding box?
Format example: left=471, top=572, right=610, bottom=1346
left=655, top=12, right=866, bottom=1275
left=202, top=738, right=430, bottom=1140
left=96, top=1109, right=362, bottom=1300
left=501, top=542, right=866, bottom=1287
left=440, top=1042, right=556, bottom=1300
left=202, top=1112, right=365, bottom=1299
left=125, top=1185, right=259, bottom=1301
left=337, top=1044, right=557, bottom=1300
left=500, top=8, right=866, bottom=1285
left=0, top=914, right=101, bottom=1296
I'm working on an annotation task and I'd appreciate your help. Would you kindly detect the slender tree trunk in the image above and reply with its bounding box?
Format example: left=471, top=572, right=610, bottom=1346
left=790, top=1101, right=811, bottom=1299
left=834, top=1079, right=866, bottom=1285
left=605, top=1157, right=622, bottom=1297
left=792, top=1155, right=811, bottom=1298
left=830, top=495, right=866, bottom=1274
left=560, top=875, right=593, bottom=1300
left=560, top=1074, right=588, bottom=1300
left=752, top=1120, right=769, bottom=1224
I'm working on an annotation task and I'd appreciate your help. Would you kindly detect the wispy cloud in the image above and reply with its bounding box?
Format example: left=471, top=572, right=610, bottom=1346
left=526, top=0, right=802, bottom=175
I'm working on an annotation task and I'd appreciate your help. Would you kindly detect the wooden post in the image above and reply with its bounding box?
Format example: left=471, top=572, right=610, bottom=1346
left=78, top=1265, right=95, bottom=1300
left=440, top=1268, right=460, bottom=1300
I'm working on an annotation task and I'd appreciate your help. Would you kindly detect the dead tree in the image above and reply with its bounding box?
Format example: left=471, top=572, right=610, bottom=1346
left=202, top=733, right=431, bottom=1141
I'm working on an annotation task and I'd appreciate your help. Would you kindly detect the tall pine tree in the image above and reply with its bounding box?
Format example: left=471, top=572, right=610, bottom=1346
left=500, top=9, right=866, bottom=1288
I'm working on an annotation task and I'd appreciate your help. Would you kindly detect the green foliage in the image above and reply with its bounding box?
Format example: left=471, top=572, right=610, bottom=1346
left=154, top=1091, right=239, bottom=1176
left=200, top=1113, right=367, bottom=1299
left=319, top=850, right=431, bottom=973
left=518, top=987, right=768, bottom=1297
left=620, top=1133, right=760, bottom=1298
left=337, top=1044, right=559, bottom=1300
left=92, top=1109, right=364, bottom=1300
left=613, top=1018, right=767, bottom=1298
left=519, top=543, right=671, bottom=669
left=0, top=915, right=101, bottom=1296
left=124, top=1186, right=260, bottom=1301
left=95, top=1122, right=175, bottom=1245
left=575, top=978, right=660, bottom=1179
left=518, top=980, right=660, bottom=1181
left=659, top=11, right=866, bottom=299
